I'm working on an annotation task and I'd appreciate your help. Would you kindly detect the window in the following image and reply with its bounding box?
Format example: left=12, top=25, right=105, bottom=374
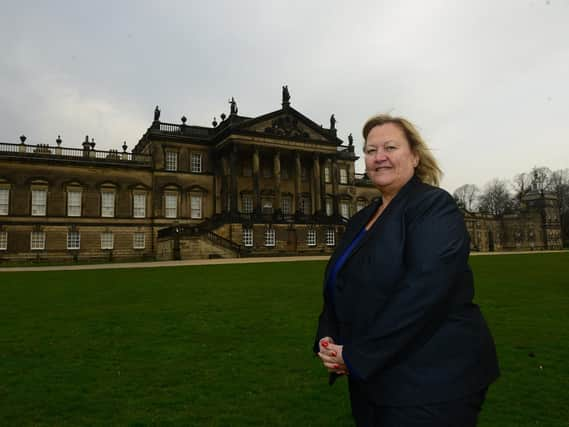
left=101, top=191, right=115, bottom=217
left=242, top=162, right=252, bottom=177
left=281, top=165, right=289, bottom=180
left=67, top=190, right=82, bottom=217
left=67, top=231, right=80, bottom=250
left=325, top=198, right=333, bottom=216
left=165, top=151, right=178, bottom=171
left=242, top=195, right=253, bottom=214
left=31, top=189, right=47, bottom=216
left=340, top=201, right=350, bottom=219
left=281, top=196, right=291, bottom=215
left=101, top=232, right=114, bottom=250
left=31, top=231, right=45, bottom=250
left=324, top=167, right=331, bottom=183
left=339, top=168, right=348, bottom=184
left=242, top=228, right=253, bottom=247
left=262, top=163, right=272, bottom=178
left=307, top=229, right=316, bottom=247
left=326, top=228, right=336, bottom=247
left=191, top=194, right=202, bottom=219
left=0, top=231, right=7, bottom=250
left=262, top=198, right=273, bottom=214
left=300, top=196, right=311, bottom=215
left=165, top=192, right=177, bottom=218
left=133, top=193, right=146, bottom=218
left=264, top=227, right=276, bottom=247
left=301, top=167, right=308, bottom=181
left=356, top=200, right=367, bottom=212
left=0, top=188, right=9, bottom=215
left=191, top=152, right=202, bottom=173
left=133, top=232, right=145, bottom=249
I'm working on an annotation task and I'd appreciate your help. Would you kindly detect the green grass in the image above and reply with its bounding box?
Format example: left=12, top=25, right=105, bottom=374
left=0, top=254, right=568, bottom=426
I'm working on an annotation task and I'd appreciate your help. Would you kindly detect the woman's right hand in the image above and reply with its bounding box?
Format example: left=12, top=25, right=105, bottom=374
left=318, top=337, right=347, bottom=375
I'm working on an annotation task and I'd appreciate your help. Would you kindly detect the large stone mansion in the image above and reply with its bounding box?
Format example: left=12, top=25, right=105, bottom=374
left=0, top=89, right=562, bottom=262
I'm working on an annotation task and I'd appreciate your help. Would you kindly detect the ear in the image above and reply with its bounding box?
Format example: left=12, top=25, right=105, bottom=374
left=413, top=153, right=419, bottom=168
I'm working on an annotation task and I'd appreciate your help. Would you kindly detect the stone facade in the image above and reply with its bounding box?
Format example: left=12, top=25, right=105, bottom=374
left=464, top=191, right=563, bottom=252
left=0, top=95, right=562, bottom=263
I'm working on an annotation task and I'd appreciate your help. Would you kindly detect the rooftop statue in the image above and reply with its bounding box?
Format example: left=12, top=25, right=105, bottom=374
left=282, top=85, right=290, bottom=105
left=229, top=97, right=238, bottom=115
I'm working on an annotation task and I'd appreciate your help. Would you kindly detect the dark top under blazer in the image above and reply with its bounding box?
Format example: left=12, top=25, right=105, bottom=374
left=314, top=176, right=499, bottom=405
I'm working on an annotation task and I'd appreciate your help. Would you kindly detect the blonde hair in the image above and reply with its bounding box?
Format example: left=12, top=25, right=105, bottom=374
left=362, top=114, right=443, bottom=186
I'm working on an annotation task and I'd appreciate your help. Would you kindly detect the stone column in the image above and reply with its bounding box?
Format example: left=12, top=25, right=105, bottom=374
left=312, top=154, right=321, bottom=213
left=332, top=158, right=339, bottom=216
left=229, top=145, right=238, bottom=213
left=294, top=151, right=301, bottom=214
left=320, top=157, right=328, bottom=213
left=273, top=150, right=281, bottom=212
left=221, top=156, right=229, bottom=213
left=252, top=148, right=260, bottom=215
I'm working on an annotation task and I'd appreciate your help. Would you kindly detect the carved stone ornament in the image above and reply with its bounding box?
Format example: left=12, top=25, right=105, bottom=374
left=264, top=115, right=309, bottom=138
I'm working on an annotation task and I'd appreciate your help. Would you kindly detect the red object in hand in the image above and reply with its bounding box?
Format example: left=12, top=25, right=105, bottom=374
left=333, top=364, right=339, bottom=369
left=331, top=351, right=337, bottom=357
left=321, top=340, right=329, bottom=348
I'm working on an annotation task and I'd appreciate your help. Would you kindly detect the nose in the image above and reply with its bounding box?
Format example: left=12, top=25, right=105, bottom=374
left=373, top=150, right=388, bottom=161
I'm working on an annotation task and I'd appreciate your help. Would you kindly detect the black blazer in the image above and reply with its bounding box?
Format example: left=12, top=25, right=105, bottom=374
left=314, top=176, right=499, bottom=405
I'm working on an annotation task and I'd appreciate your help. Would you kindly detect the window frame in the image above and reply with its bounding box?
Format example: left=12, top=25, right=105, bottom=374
left=67, top=231, right=80, bottom=250
left=190, top=152, right=202, bottom=173
left=324, top=166, right=331, bottom=183
left=340, top=201, right=350, bottom=219
left=133, top=232, right=146, bottom=249
left=133, top=192, right=147, bottom=218
left=281, top=196, right=291, bottom=215
left=0, top=187, right=9, bottom=215
left=190, top=193, right=202, bottom=219
left=67, top=189, right=82, bottom=217
left=300, top=196, right=311, bottom=215
left=325, top=198, right=333, bottom=216
left=242, top=228, right=253, bottom=247
left=339, top=168, right=348, bottom=185
left=165, top=150, right=178, bottom=172
left=101, top=232, right=114, bottom=250
left=242, top=194, right=253, bottom=214
left=31, top=188, right=47, bottom=216
left=30, top=231, right=46, bottom=250
left=307, top=229, right=317, bottom=247
left=261, top=197, right=273, bottom=214
left=325, top=228, right=336, bottom=247
left=101, top=190, right=115, bottom=218
left=164, top=191, right=178, bottom=219
left=0, top=231, right=7, bottom=250
left=264, top=227, right=276, bottom=247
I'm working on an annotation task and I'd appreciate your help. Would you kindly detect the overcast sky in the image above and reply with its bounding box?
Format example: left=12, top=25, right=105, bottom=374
left=1, top=0, right=567, bottom=193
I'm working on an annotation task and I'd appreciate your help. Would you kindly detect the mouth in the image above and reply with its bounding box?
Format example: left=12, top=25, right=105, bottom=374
left=373, top=166, right=391, bottom=172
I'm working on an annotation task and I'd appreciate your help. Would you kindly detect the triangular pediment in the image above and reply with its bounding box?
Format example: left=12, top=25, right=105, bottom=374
left=236, top=107, right=340, bottom=145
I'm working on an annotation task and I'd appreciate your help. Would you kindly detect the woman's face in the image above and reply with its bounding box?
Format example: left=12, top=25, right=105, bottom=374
left=364, top=123, right=419, bottom=196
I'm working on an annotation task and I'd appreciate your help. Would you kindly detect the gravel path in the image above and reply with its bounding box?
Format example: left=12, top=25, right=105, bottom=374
left=0, top=250, right=567, bottom=273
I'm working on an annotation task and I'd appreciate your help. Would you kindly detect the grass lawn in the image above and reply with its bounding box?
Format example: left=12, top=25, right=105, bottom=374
left=0, top=253, right=568, bottom=426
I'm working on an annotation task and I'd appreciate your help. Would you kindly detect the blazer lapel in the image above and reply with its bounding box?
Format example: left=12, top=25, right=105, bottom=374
left=336, top=175, right=421, bottom=272
left=324, top=201, right=378, bottom=280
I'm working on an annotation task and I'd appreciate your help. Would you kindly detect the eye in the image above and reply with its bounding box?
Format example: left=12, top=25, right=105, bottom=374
left=365, top=147, right=377, bottom=156
left=385, top=145, right=396, bottom=151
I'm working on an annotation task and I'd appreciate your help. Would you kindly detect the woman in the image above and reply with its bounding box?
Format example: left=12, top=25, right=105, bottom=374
left=314, top=114, right=499, bottom=426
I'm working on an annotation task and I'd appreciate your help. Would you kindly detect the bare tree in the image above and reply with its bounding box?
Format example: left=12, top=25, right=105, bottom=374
left=511, top=172, right=532, bottom=208
left=478, top=179, right=513, bottom=216
left=453, top=184, right=479, bottom=211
